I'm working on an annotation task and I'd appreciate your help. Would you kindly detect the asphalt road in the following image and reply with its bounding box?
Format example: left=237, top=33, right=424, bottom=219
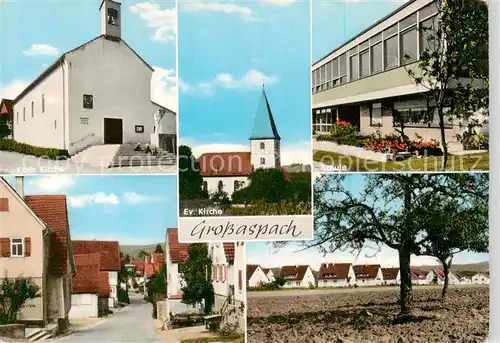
left=55, top=294, right=161, bottom=343
left=248, top=283, right=489, bottom=298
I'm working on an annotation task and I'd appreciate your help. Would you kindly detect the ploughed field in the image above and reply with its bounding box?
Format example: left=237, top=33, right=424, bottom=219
left=247, top=286, right=489, bottom=343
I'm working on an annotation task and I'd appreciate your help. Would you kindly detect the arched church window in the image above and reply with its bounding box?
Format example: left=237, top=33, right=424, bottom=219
left=203, top=181, right=208, bottom=192
left=260, top=158, right=265, bottom=165
left=218, top=181, right=223, bottom=192
left=234, top=180, right=240, bottom=191
left=260, top=142, right=265, bottom=150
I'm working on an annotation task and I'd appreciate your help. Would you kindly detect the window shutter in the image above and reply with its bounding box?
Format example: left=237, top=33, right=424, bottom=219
left=0, top=238, right=10, bottom=257
left=25, top=237, right=31, bottom=257
left=238, top=270, right=242, bottom=290
left=224, top=265, right=227, bottom=281
left=0, top=198, right=8, bottom=211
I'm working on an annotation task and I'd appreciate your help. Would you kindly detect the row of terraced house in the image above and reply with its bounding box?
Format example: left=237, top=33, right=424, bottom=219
left=0, top=176, right=123, bottom=337
left=247, top=263, right=490, bottom=288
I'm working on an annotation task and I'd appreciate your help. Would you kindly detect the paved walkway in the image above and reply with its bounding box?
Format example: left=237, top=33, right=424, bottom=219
left=53, top=295, right=161, bottom=342
left=0, top=151, right=176, bottom=174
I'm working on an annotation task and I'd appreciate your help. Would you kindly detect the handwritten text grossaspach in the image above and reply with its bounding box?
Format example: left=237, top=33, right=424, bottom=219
left=178, top=215, right=313, bottom=242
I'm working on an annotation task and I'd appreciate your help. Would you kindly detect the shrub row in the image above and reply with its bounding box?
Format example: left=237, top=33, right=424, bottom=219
left=226, top=200, right=311, bottom=216
left=0, top=139, right=69, bottom=160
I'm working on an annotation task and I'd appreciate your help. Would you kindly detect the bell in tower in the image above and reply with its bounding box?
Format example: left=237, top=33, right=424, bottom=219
left=99, top=0, right=121, bottom=40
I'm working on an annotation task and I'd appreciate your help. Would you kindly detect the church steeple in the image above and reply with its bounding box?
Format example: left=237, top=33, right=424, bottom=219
left=100, top=0, right=122, bottom=40
left=249, top=87, right=281, bottom=140
left=249, top=88, right=281, bottom=170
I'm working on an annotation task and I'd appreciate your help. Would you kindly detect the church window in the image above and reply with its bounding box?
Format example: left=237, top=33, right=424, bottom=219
left=203, top=181, right=208, bottom=193
left=260, top=158, right=265, bottom=165
left=107, top=8, right=119, bottom=25
left=83, top=95, right=94, bottom=109
left=31, top=102, right=34, bottom=118
left=23, top=108, right=25, bottom=122
left=54, top=120, right=57, bottom=130
left=260, top=142, right=265, bottom=150
left=217, top=181, right=223, bottom=192
left=41, top=94, right=45, bottom=113
left=234, top=180, right=240, bottom=191
left=16, top=112, right=19, bottom=125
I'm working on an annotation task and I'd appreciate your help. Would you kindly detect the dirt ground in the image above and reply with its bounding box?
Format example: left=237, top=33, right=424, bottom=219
left=247, top=285, right=489, bottom=343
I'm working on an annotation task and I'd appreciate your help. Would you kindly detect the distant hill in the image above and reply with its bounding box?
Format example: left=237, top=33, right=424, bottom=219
left=120, top=243, right=164, bottom=259
left=416, top=261, right=488, bottom=273
left=283, top=164, right=311, bottom=173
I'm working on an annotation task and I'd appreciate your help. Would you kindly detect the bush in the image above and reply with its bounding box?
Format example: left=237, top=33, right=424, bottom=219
left=0, top=139, right=69, bottom=159
left=363, top=132, right=441, bottom=155
left=248, top=282, right=280, bottom=292
left=316, top=121, right=367, bottom=146
left=226, top=200, right=311, bottom=216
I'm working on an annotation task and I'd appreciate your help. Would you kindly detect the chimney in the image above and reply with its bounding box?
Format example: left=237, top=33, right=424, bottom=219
left=16, top=176, right=24, bottom=197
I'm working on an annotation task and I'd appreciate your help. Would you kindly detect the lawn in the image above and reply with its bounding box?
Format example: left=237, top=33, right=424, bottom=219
left=314, top=150, right=489, bottom=172
left=180, top=334, right=244, bottom=343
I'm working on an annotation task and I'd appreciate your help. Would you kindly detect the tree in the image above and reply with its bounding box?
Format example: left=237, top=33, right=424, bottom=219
left=406, top=0, right=488, bottom=170
left=306, top=173, right=487, bottom=318
left=0, top=116, right=11, bottom=140
left=138, top=250, right=149, bottom=260
left=414, top=183, right=488, bottom=298
left=0, top=274, right=40, bottom=324
left=154, top=244, right=164, bottom=254
left=181, top=244, right=214, bottom=314
left=146, top=265, right=167, bottom=318
left=178, top=145, right=206, bottom=200
left=232, top=169, right=291, bottom=204
left=273, top=276, right=286, bottom=288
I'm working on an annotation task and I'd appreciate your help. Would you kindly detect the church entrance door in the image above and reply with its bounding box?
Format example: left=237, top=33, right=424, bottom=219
left=104, top=118, right=123, bottom=144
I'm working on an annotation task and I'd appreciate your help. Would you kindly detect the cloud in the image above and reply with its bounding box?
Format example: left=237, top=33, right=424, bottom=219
left=23, top=44, right=59, bottom=56
left=181, top=1, right=260, bottom=21
left=188, top=140, right=311, bottom=165
left=151, top=66, right=177, bottom=112
left=123, top=192, right=168, bottom=204
left=180, top=69, right=279, bottom=97
left=260, top=0, right=296, bottom=7
left=27, top=175, right=76, bottom=194
left=68, top=193, right=120, bottom=208
left=0, top=80, right=29, bottom=99
left=129, top=2, right=176, bottom=43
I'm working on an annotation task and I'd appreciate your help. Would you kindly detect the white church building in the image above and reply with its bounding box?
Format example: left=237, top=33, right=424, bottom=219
left=197, top=88, right=282, bottom=197
left=4, top=0, right=176, bottom=156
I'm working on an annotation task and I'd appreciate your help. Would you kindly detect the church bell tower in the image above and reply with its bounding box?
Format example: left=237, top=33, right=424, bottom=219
left=100, top=0, right=122, bottom=40
left=249, top=86, right=281, bottom=170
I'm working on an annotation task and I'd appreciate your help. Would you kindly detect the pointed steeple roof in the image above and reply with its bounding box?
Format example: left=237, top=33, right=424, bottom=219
left=249, top=87, right=281, bottom=140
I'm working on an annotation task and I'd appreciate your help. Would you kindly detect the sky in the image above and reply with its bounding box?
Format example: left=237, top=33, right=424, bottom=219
left=177, top=0, right=311, bottom=166
left=312, top=0, right=407, bottom=63
left=0, top=0, right=177, bottom=111
left=247, top=173, right=489, bottom=269
left=4, top=175, right=177, bottom=245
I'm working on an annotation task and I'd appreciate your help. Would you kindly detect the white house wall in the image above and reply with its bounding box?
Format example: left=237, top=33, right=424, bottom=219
left=13, top=65, right=67, bottom=150
left=65, top=37, right=154, bottom=154
left=472, top=274, right=490, bottom=285
left=69, top=294, right=98, bottom=319
left=210, top=242, right=229, bottom=298
left=318, top=279, right=349, bottom=287
left=248, top=267, right=269, bottom=287
left=301, top=268, right=316, bottom=288
left=250, top=139, right=280, bottom=169
left=167, top=262, right=185, bottom=298
left=108, top=271, right=118, bottom=308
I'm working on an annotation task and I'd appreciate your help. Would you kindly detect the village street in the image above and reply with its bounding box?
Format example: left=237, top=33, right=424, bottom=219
left=53, top=294, right=161, bottom=343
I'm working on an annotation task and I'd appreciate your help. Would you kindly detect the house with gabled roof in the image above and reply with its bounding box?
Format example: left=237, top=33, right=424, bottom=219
left=262, top=268, right=275, bottom=282
left=72, top=240, right=121, bottom=308
left=198, top=88, right=287, bottom=197
left=247, top=264, right=270, bottom=288
left=426, top=268, right=460, bottom=285
left=2, top=0, right=176, bottom=157
left=70, top=253, right=110, bottom=319
left=317, top=263, right=356, bottom=287
left=280, top=265, right=316, bottom=288
left=472, top=272, right=490, bottom=285
left=382, top=267, right=400, bottom=285
left=410, top=268, right=429, bottom=285
left=353, top=264, right=383, bottom=286
left=0, top=176, right=75, bottom=330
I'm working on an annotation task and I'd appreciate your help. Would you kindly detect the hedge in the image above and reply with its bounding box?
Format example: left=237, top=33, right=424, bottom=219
left=0, top=140, right=69, bottom=160
left=226, top=200, right=311, bottom=216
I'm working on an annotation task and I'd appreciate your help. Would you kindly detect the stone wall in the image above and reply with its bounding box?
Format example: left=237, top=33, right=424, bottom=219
left=0, top=324, right=25, bottom=339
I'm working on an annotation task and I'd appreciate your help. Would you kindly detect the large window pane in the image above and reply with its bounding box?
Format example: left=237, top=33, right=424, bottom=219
left=400, top=13, right=417, bottom=30
left=326, top=61, right=332, bottom=81
left=371, top=103, right=382, bottom=126
left=383, top=24, right=398, bottom=37
left=360, top=50, right=369, bottom=77
left=339, top=53, right=346, bottom=76
left=371, top=42, right=382, bottom=74
left=401, top=28, right=418, bottom=64
left=420, top=15, right=438, bottom=55
left=419, top=1, right=439, bottom=20
left=320, top=65, right=325, bottom=83
left=350, top=54, right=358, bottom=81
left=312, top=70, right=316, bottom=87
left=384, top=35, right=398, bottom=70
left=332, top=58, right=339, bottom=78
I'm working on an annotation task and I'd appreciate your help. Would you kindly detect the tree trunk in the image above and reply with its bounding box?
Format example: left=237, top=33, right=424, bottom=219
left=441, top=257, right=452, bottom=299
left=398, top=242, right=413, bottom=316
left=439, top=109, right=449, bottom=170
